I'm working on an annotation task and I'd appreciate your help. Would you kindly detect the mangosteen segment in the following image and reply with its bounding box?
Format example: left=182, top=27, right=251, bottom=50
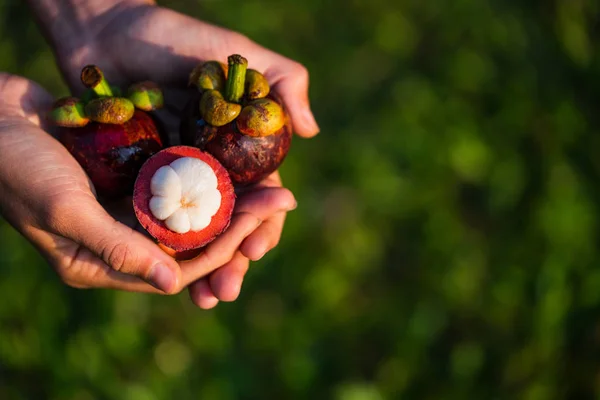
left=148, top=157, right=222, bottom=233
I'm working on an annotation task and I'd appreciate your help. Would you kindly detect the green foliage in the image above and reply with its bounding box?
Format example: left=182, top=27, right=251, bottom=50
left=2, top=0, right=600, bottom=398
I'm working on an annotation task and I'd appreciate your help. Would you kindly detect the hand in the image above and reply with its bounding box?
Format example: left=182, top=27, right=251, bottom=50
left=50, top=2, right=316, bottom=308
left=58, top=2, right=320, bottom=138
left=0, top=74, right=293, bottom=304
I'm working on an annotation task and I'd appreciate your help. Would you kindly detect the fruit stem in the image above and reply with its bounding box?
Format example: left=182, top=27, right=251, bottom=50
left=80, top=65, right=114, bottom=97
left=224, top=54, right=248, bottom=103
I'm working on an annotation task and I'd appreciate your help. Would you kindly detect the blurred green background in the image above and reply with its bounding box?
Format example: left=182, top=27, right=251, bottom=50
left=2, top=0, right=600, bottom=399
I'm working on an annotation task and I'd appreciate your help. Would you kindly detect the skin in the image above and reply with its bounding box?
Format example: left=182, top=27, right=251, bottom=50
left=17, top=0, right=318, bottom=309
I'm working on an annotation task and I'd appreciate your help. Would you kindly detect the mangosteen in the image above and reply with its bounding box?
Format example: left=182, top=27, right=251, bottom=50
left=133, top=146, right=235, bottom=253
left=47, top=65, right=165, bottom=199
left=180, top=54, right=292, bottom=185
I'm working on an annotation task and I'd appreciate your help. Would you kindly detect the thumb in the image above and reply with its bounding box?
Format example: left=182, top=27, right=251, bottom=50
left=270, top=64, right=320, bottom=138
left=60, top=200, right=181, bottom=293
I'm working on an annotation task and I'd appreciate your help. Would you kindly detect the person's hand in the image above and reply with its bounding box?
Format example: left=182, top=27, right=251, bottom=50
left=56, top=2, right=320, bottom=138
left=0, top=74, right=294, bottom=307
left=47, top=1, right=317, bottom=307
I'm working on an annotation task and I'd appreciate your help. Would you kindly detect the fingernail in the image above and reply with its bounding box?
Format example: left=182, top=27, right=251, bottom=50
left=302, top=108, right=320, bottom=134
left=148, top=262, right=175, bottom=292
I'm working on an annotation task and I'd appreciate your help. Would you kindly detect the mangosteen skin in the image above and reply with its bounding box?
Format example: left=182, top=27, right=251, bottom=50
left=180, top=92, right=292, bottom=185
left=59, top=110, right=163, bottom=198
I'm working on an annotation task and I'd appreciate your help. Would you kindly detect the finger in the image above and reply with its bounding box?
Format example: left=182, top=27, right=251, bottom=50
left=188, top=278, right=220, bottom=309
left=235, top=187, right=296, bottom=217
left=240, top=211, right=287, bottom=261
left=48, top=243, right=164, bottom=293
left=208, top=251, right=250, bottom=302
left=53, top=209, right=261, bottom=293
left=177, top=212, right=261, bottom=286
left=235, top=170, right=284, bottom=197
left=54, top=197, right=181, bottom=293
left=235, top=188, right=295, bottom=260
left=267, top=64, right=319, bottom=138
left=0, top=73, right=54, bottom=126
left=26, top=225, right=166, bottom=293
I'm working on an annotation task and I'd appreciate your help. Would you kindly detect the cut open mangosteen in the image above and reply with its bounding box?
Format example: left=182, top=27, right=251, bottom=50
left=133, top=146, right=235, bottom=252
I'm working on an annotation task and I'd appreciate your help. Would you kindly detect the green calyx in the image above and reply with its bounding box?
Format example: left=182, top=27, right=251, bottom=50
left=245, top=69, right=270, bottom=100
left=200, top=90, right=242, bottom=127
left=47, top=97, right=89, bottom=127
left=237, top=98, right=285, bottom=137
left=189, top=61, right=227, bottom=91
left=48, top=65, right=165, bottom=127
left=195, top=54, right=282, bottom=136
left=127, top=81, right=164, bottom=111
left=85, top=97, right=135, bottom=124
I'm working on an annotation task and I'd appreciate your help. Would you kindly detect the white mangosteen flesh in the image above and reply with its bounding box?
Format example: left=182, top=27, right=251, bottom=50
left=148, top=157, right=222, bottom=233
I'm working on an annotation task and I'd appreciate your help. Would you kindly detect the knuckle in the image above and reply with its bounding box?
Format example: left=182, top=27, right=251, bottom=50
left=54, top=264, right=76, bottom=284
left=50, top=244, right=90, bottom=289
left=102, top=241, right=134, bottom=273
left=165, top=282, right=185, bottom=296
left=225, top=31, right=252, bottom=49
left=203, top=241, right=233, bottom=268
left=291, top=62, right=309, bottom=82
left=54, top=265, right=88, bottom=289
left=199, top=246, right=220, bottom=268
left=235, top=212, right=262, bottom=237
left=62, top=278, right=89, bottom=290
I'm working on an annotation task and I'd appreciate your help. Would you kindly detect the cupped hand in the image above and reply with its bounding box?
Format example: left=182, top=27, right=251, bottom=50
left=59, top=2, right=319, bottom=138
left=0, top=74, right=295, bottom=307
left=53, top=2, right=315, bottom=307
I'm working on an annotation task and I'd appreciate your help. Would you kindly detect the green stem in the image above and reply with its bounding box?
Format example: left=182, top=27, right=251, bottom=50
left=224, top=54, right=248, bottom=103
left=80, top=65, right=113, bottom=97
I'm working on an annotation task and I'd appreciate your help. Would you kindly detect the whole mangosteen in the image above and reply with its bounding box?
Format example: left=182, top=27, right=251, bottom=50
left=180, top=54, right=292, bottom=186
left=47, top=65, right=165, bottom=199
